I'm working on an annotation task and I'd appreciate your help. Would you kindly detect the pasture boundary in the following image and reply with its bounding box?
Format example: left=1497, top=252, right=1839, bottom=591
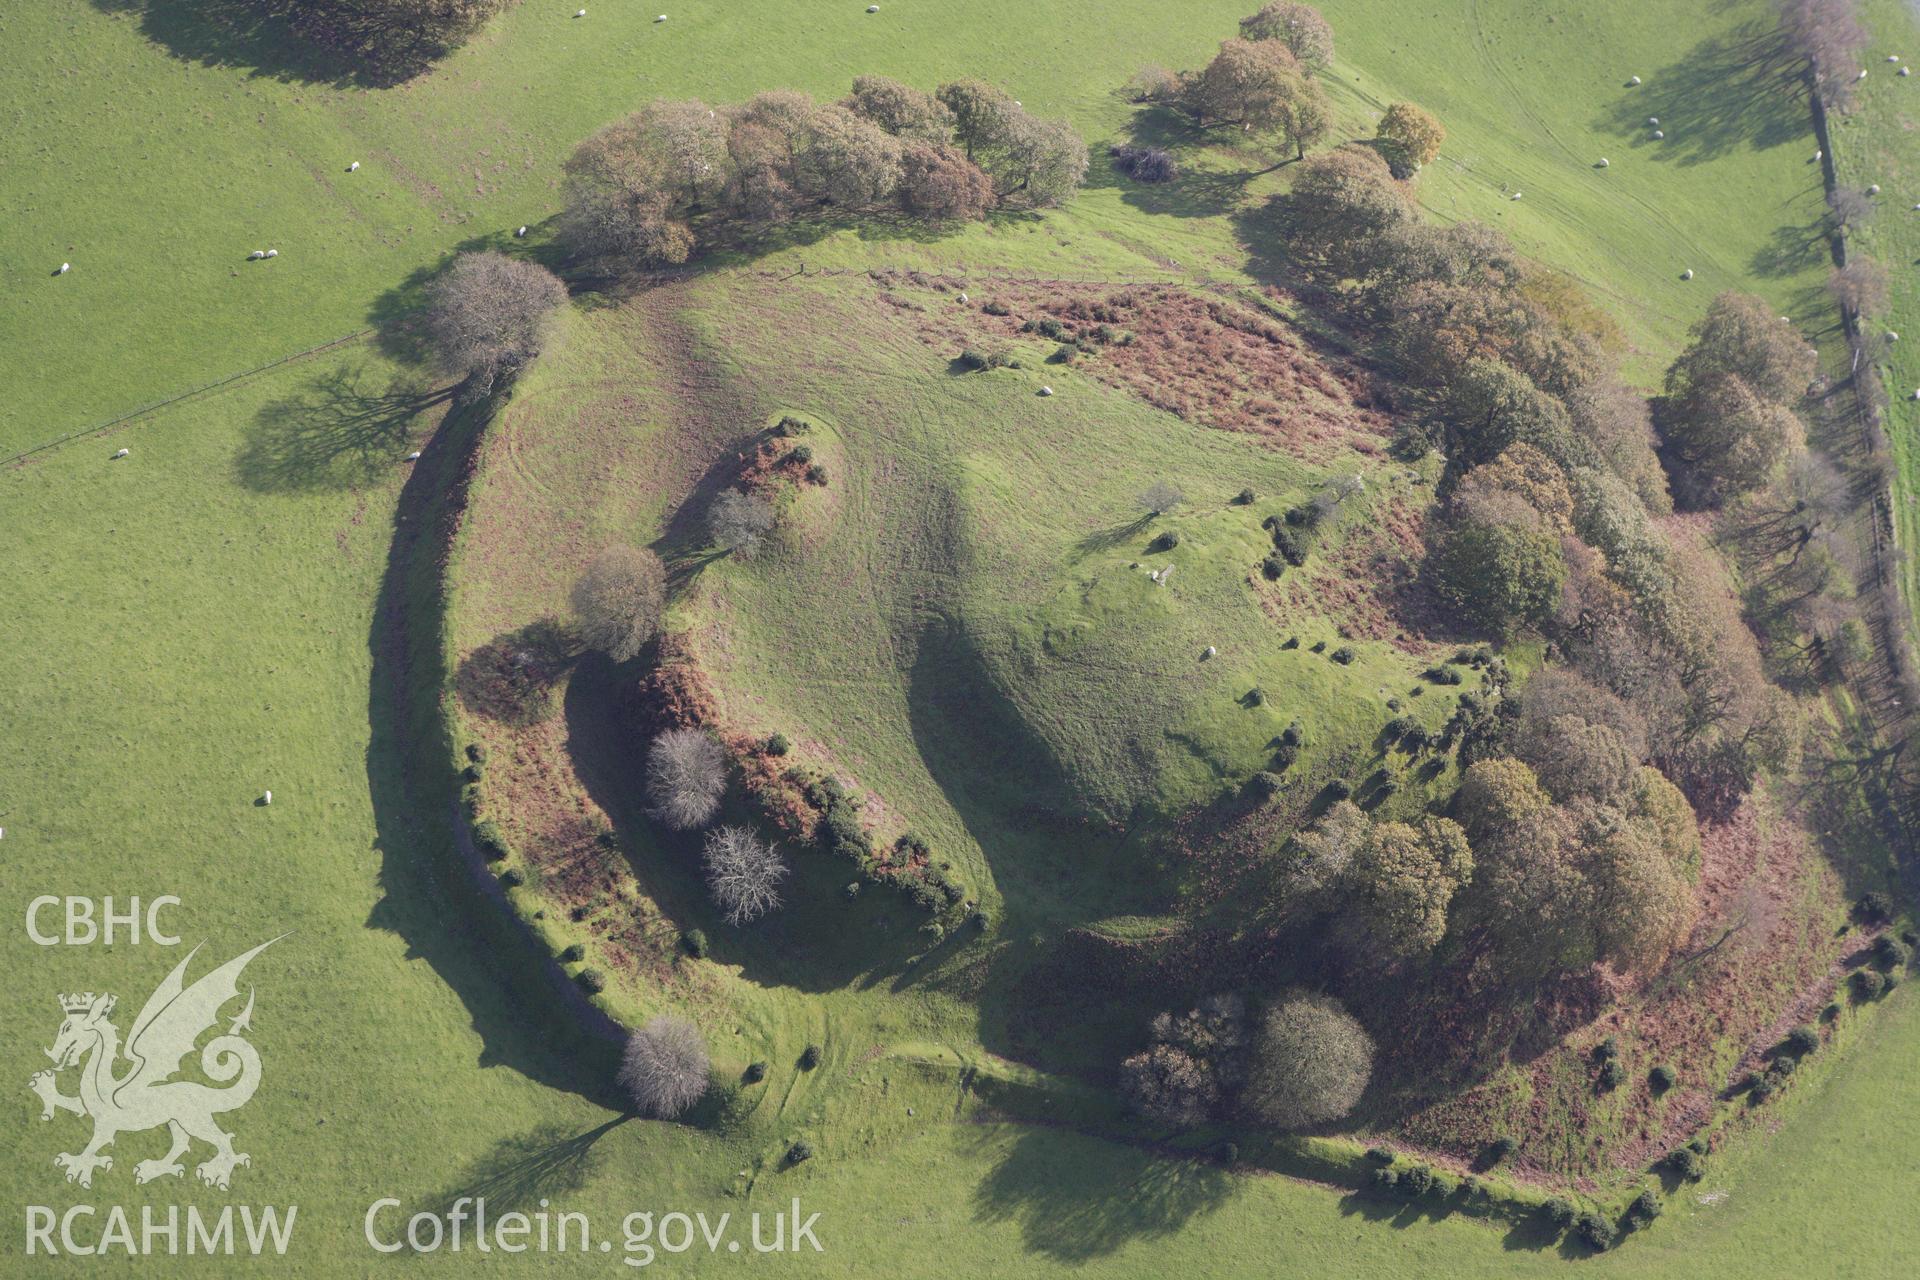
left=3, top=328, right=372, bottom=468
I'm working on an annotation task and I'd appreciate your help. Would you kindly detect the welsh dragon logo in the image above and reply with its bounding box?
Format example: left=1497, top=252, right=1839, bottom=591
left=28, top=938, right=281, bottom=1190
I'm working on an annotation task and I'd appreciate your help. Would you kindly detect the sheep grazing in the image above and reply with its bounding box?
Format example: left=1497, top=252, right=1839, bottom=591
left=867, top=3, right=879, bottom=9
left=405, top=450, right=423, bottom=461
left=1203, top=646, right=1217, bottom=660
left=1652, top=130, right=1664, bottom=139
left=1597, top=158, right=1610, bottom=168
left=266, top=248, right=279, bottom=258
left=1681, top=268, right=1694, bottom=280
left=515, top=225, right=529, bottom=237
left=655, top=13, right=667, bottom=20
left=247, top=250, right=266, bottom=260
left=1648, top=116, right=1659, bottom=126
left=1857, top=69, right=1869, bottom=81
left=347, top=160, right=360, bottom=172
left=57, top=262, right=71, bottom=275
left=1868, top=183, right=1881, bottom=195
left=1892, top=55, right=1903, bottom=63
left=1509, top=191, right=1522, bottom=200
left=957, top=291, right=969, bottom=303
left=1889, top=331, right=1902, bottom=343
left=112, top=448, right=130, bottom=459
left=1903, top=66, right=1913, bottom=77
left=262, top=790, right=272, bottom=806
left=1627, top=75, right=1642, bottom=86
left=1038, top=386, right=1054, bottom=397
left=1813, top=149, right=1823, bottom=162
left=574, top=7, right=585, bottom=15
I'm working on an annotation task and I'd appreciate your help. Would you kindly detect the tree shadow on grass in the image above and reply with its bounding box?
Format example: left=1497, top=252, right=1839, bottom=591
left=1748, top=213, right=1837, bottom=280
left=423, top=1117, right=633, bottom=1222
left=455, top=618, right=580, bottom=729
left=1089, top=105, right=1268, bottom=223
left=88, top=0, right=464, bottom=88
left=968, top=1126, right=1235, bottom=1263
left=233, top=362, right=452, bottom=493
left=1589, top=21, right=1807, bottom=167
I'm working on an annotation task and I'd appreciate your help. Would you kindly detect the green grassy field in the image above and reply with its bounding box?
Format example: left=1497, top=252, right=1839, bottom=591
left=1837, top=0, right=1920, bottom=636
left=4, top=0, right=1913, bottom=1273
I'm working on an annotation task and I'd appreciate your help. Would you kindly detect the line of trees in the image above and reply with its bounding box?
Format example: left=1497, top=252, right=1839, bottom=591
left=1275, top=140, right=1796, bottom=813
left=560, top=76, right=1088, bottom=273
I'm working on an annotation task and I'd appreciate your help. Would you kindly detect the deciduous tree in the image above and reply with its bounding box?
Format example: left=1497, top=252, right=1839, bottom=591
left=422, top=251, right=567, bottom=392
left=571, top=544, right=666, bottom=662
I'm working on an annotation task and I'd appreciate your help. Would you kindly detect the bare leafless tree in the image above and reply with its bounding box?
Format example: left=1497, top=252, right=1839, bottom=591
left=1826, top=186, right=1874, bottom=233
left=707, top=489, right=777, bottom=556
left=1778, top=0, right=1869, bottom=109
left=422, top=251, right=567, bottom=393
left=702, top=825, right=789, bottom=925
left=618, top=1016, right=710, bottom=1118
left=646, top=728, right=727, bottom=830
left=1829, top=257, right=1891, bottom=320
left=571, top=544, right=666, bottom=662
left=1138, top=480, right=1186, bottom=515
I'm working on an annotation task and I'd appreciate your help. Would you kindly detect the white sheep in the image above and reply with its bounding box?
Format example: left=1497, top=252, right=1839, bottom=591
left=1814, top=149, right=1824, bottom=162
left=1681, top=268, right=1694, bottom=280
left=1039, top=386, right=1054, bottom=396
left=1857, top=69, right=1869, bottom=81
left=1891, top=55, right=1902, bottom=63
left=1597, top=158, right=1610, bottom=168
left=1203, top=645, right=1216, bottom=659
left=1903, top=66, right=1913, bottom=76
left=405, top=450, right=423, bottom=461
left=57, top=262, right=70, bottom=275
left=515, top=225, right=529, bottom=237
left=867, top=3, right=879, bottom=9
left=574, top=7, right=585, bottom=15
left=262, top=790, right=272, bottom=806
left=1648, top=116, right=1660, bottom=126
left=266, top=249, right=279, bottom=258
left=655, top=12, right=667, bottom=19
left=1509, top=191, right=1522, bottom=200
left=347, top=161, right=360, bottom=172
left=1628, top=75, right=1642, bottom=86
left=248, top=250, right=266, bottom=260
left=1868, top=183, right=1881, bottom=195
left=1652, top=129, right=1665, bottom=139
left=113, top=448, right=129, bottom=459
left=1889, top=331, right=1901, bottom=343
left=958, top=291, right=969, bottom=303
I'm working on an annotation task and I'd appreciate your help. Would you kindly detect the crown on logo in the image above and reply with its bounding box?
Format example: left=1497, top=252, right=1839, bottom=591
left=59, top=992, right=98, bottom=1013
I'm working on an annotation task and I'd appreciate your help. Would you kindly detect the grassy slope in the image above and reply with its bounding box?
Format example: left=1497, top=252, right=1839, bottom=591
left=1839, top=1, right=1920, bottom=632
left=2, top=0, right=1906, bottom=1273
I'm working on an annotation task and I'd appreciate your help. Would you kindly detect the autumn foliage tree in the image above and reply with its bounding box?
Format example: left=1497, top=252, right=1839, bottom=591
left=561, top=76, right=1086, bottom=273
left=1374, top=102, right=1445, bottom=177
left=1238, top=1, right=1335, bottom=71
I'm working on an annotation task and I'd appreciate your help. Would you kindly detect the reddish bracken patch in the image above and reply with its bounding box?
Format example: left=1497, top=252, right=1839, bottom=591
left=634, top=633, right=720, bottom=732
left=910, top=281, right=1394, bottom=463
left=728, top=733, right=820, bottom=843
